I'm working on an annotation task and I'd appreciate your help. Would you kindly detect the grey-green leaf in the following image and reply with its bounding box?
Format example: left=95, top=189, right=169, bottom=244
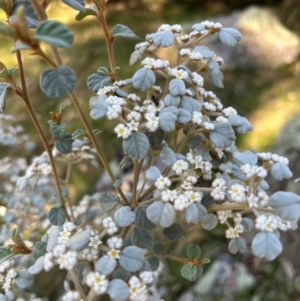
left=181, top=262, right=197, bottom=279
left=62, top=0, right=85, bottom=12
left=99, top=193, right=121, bottom=212
left=112, top=24, right=137, bottom=39
left=0, top=247, right=14, bottom=264
left=186, top=203, right=207, bottom=224
left=49, top=122, right=66, bottom=138
left=131, top=227, right=153, bottom=249
left=72, top=129, right=87, bottom=139
left=145, top=166, right=161, bottom=182
left=119, top=246, right=144, bottom=272
left=202, top=213, right=218, bottom=230
left=134, top=206, right=156, bottom=230
left=228, top=237, right=246, bottom=254
left=34, top=20, right=74, bottom=48
left=153, top=30, right=174, bottom=47
left=107, top=279, right=130, bottom=301
left=146, top=201, right=176, bottom=228
left=31, top=241, right=47, bottom=260
left=67, top=228, right=91, bottom=251
left=48, top=207, right=66, bottom=226
left=87, top=73, right=111, bottom=92
left=40, top=65, right=77, bottom=98
left=210, top=122, right=235, bottom=148
left=95, top=256, right=117, bottom=275
left=163, top=223, right=182, bottom=240
left=123, top=131, right=149, bottom=159
left=271, top=163, right=293, bottom=181
left=15, top=270, right=34, bottom=288
left=208, top=70, right=224, bottom=88
left=159, top=112, right=177, bottom=132
left=251, top=231, right=282, bottom=260
left=269, top=191, right=300, bottom=221
left=132, top=68, right=156, bottom=91
left=0, top=82, right=12, bottom=112
left=114, top=206, right=136, bottom=227
left=55, top=134, right=74, bottom=154
left=76, top=7, right=97, bottom=21
left=193, top=46, right=215, bottom=59
left=218, top=28, right=242, bottom=47
left=28, top=256, right=44, bottom=275
left=169, top=78, right=185, bottom=96
left=187, top=244, right=201, bottom=259
left=152, top=241, right=164, bottom=254
left=160, top=144, right=176, bottom=166
left=181, top=96, right=201, bottom=113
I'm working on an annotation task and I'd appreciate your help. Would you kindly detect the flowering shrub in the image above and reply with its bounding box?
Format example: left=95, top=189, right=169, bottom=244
left=0, top=0, right=300, bottom=300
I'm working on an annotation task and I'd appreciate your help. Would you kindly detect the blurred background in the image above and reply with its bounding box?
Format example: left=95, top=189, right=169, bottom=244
left=1, top=0, right=300, bottom=300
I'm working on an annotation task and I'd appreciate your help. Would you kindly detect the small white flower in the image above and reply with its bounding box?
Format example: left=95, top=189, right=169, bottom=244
left=192, top=111, right=203, bottom=125
left=114, top=124, right=132, bottom=139
left=184, top=190, right=203, bottom=203
left=228, top=184, right=246, bottom=203
left=222, top=107, right=237, bottom=117
left=161, top=189, right=177, bottom=202
left=172, top=159, right=189, bottom=175
left=247, top=194, right=259, bottom=208
left=127, top=120, right=139, bottom=131
left=107, top=104, right=122, bottom=120
left=107, top=248, right=120, bottom=259
left=89, top=235, right=102, bottom=249
left=107, top=236, right=123, bottom=249
left=139, top=271, right=154, bottom=284
left=57, top=251, right=78, bottom=270
left=155, top=175, right=171, bottom=190
left=86, top=272, right=109, bottom=295
left=145, top=112, right=159, bottom=132
left=179, top=48, right=191, bottom=56
left=217, top=210, right=232, bottom=224
left=174, top=193, right=189, bottom=211
left=255, top=214, right=277, bottom=232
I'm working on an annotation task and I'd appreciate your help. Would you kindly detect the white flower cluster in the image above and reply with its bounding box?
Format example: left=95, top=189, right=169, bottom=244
left=128, top=271, right=154, bottom=301
left=257, top=152, right=289, bottom=166
left=255, top=214, right=291, bottom=232
left=217, top=209, right=232, bottom=224
left=0, top=260, right=17, bottom=292
left=157, top=24, right=182, bottom=33
left=168, top=68, right=189, bottom=80
left=141, top=57, right=169, bottom=69
left=211, top=178, right=227, bottom=201
left=86, top=272, right=109, bottom=295
left=103, top=217, right=118, bottom=235
left=228, top=184, right=247, bottom=203
left=240, top=164, right=268, bottom=178
left=225, top=213, right=244, bottom=239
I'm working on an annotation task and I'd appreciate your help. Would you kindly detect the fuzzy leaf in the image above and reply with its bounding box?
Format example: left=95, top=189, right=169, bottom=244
left=99, top=193, right=121, bottom=212
left=181, top=262, right=197, bottom=279
left=164, top=94, right=180, bottom=106
left=0, top=21, right=15, bottom=38
left=0, top=82, right=12, bottom=112
left=251, top=231, right=282, bottom=260
left=49, top=122, right=66, bottom=138
left=145, top=128, right=164, bottom=149
left=163, top=223, right=182, bottom=240
left=107, top=279, right=129, bottom=301
left=11, top=0, right=39, bottom=28
left=210, top=122, right=235, bottom=148
left=177, top=108, right=192, bottom=124
left=15, top=270, right=34, bottom=288
left=152, top=241, right=164, bottom=254
left=28, top=256, right=44, bottom=275
left=228, top=237, right=246, bottom=254
left=134, top=206, right=156, bottom=230
left=132, top=68, right=156, bottom=91
left=187, top=244, right=201, bottom=259
left=31, top=241, right=47, bottom=260
left=186, top=203, right=207, bottom=224
left=181, top=96, right=201, bottom=113
left=119, top=246, right=144, bottom=272
left=202, top=213, right=218, bottom=230
left=271, top=163, right=293, bottom=181
left=146, top=201, right=176, bottom=228
left=90, top=98, right=109, bottom=120
left=40, top=65, right=77, bottom=98
left=153, top=30, right=174, bottom=47
left=123, top=132, right=149, bottom=159
left=233, top=150, right=258, bottom=166
left=269, top=191, right=300, bottom=221
left=169, top=78, right=185, bottom=96
left=62, top=0, right=85, bottom=11
left=229, top=115, right=253, bottom=134
left=87, top=73, right=111, bottom=92
left=114, top=206, right=136, bottom=227
left=55, top=134, right=74, bottom=154
left=34, top=20, right=74, bottom=48
left=48, top=207, right=66, bottom=226
left=160, top=144, right=176, bottom=166
left=145, top=166, right=161, bottom=182
left=0, top=247, right=14, bottom=264
left=112, top=24, right=137, bottom=38
left=193, top=45, right=214, bottom=58
left=218, top=28, right=242, bottom=47
left=159, top=111, right=177, bottom=132
left=75, top=8, right=97, bottom=21
left=95, top=256, right=117, bottom=275
left=208, top=70, right=224, bottom=88
left=131, top=228, right=153, bottom=249
left=67, top=228, right=91, bottom=251
left=72, top=129, right=87, bottom=139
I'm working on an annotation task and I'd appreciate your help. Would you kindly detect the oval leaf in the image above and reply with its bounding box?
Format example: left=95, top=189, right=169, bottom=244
left=169, top=78, right=185, bottom=96
left=218, top=28, right=242, bottom=47
left=251, top=231, right=282, bottom=260
left=271, top=163, right=293, bottom=181
left=132, top=68, right=156, bottom=91
left=163, top=223, right=182, bottom=240
left=228, top=237, right=246, bottom=254
left=187, top=244, right=201, bottom=259
left=210, top=122, right=235, bottom=148
left=40, top=65, right=77, bottom=98
left=119, top=246, right=144, bottom=272
left=55, top=134, right=74, bottom=154
left=181, top=262, right=197, bottom=279
left=99, top=193, right=121, bottom=212
left=202, top=213, right=218, bottom=230
left=95, top=256, right=117, bottom=275
left=123, top=131, right=149, bottom=159
left=153, top=30, right=174, bottom=47
left=107, top=279, right=130, bottom=301
left=131, top=228, right=153, bottom=249
left=34, top=20, right=74, bottom=48
left=114, top=206, right=136, bottom=227
left=48, top=207, right=66, bottom=226
left=67, top=228, right=91, bottom=251
left=15, top=270, right=34, bottom=288
left=112, top=24, right=137, bottom=38
left=146, top=201, right=176, bottom=228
